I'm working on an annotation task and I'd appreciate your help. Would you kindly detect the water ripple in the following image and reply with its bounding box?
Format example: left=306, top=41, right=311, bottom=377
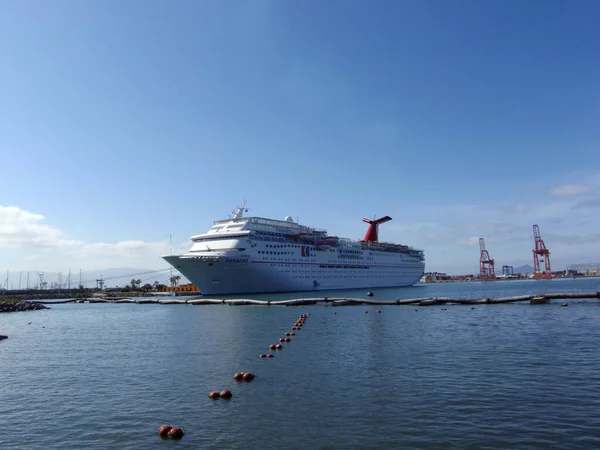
left=2, top=281, right=600, bottom=449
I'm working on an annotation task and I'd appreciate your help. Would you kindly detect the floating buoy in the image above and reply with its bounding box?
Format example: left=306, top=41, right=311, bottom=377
left=285, top=332, right=291, bottom=336
left=167, top=427, right=184, bottom=439
left=414, top=309, right=418, bottom=312
left=233, top=372, right=244, bottom=381
left=209, top=391, right=220, bottom=399
left=243, top=372, right=255, bottom=381
left=471, top=307, right=475, bottom=310
left=220, top=389, right=232, bottom=399
left=157, top=425, right=172, bottom=438
left=333, top=312, right=337, bottom=314
left=376, top=310, right=381, bottom=313
left=269, top=344, right=277, bottom=350
left=561, top=303, right=568, bottom=307
left=284, top=337, right=290, bottom=342
left=279, top=338, right=285, bottom=343
left=267, top=353, right=274, bottom=358
left=364, top=310, right=368, bottom=314
left=259, top=353, right=267, bottom=358
left=275, top=344, right=283, bottom=350
left=367, top=291, right=373, bottom=297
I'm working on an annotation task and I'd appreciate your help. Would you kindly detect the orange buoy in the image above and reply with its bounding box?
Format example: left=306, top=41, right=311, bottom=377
left=167, top=427, right=184, bottom=439
left=220, top=389, right=232, bottom=399
left=259, top=353, right=267, bottom=358
left=209, top=391, right=220, bottom=399
left=157, top=425, right=172, bottom=438
left=267, top=353, right=274, bottom=358
left=275, top=344, right=283, bottom=350
left=243, top=372, right=255, bottom=381
left=233, top=372, right=244, bottom=381
left=269, top=344, right=277, bottom=350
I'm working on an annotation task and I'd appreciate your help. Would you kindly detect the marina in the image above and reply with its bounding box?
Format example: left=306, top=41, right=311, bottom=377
left=2, top=1, right=599, bottom=447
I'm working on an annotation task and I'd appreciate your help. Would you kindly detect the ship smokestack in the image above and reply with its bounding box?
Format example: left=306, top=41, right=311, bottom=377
left=362, top=216, right=392, bottom=242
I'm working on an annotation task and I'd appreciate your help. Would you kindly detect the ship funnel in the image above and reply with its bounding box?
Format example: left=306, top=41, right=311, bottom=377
left=362, top=216, right=392, bottom=242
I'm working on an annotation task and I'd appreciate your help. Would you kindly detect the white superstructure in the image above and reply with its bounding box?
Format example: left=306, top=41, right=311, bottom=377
left=163, top=203, right=425, bottom=295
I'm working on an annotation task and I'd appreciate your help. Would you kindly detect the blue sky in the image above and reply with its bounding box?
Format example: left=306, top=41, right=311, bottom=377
left=1, top=0, right=599, bottom=280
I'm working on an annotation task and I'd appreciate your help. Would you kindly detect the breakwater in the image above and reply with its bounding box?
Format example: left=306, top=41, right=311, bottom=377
left=27, top=291, right=600, bottom=306
left=0, top=300, right=48, bottom=313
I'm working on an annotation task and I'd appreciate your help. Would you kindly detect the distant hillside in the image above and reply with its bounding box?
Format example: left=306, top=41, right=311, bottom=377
left=512, top=265, right=534, bottom=274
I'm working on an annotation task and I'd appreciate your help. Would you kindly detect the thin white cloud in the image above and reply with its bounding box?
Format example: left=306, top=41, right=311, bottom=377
left=482, top=203, right=533, bottom=215
left=83, top=240, right=166, bottom=255
left=0, top=205, right=169, bottom=271
left=571, top=197, right=600, bottom=210
left=548, top=183, right=593, bottom=197
left=0, top=205, right=82, bottom=248
left=544, top=232, right=600, bottom=246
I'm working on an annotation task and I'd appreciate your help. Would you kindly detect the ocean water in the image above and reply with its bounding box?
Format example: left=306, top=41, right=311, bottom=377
left=2, top=278, right=600, bottom=449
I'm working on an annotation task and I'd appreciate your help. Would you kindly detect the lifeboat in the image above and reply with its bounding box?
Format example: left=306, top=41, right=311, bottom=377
left=323, top=236, right=339, bottom=245
left=297, top=233, right=316, bottom=242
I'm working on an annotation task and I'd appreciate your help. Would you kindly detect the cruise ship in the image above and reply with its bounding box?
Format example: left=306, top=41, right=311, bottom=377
left=163, top=203, right=425, bottom=295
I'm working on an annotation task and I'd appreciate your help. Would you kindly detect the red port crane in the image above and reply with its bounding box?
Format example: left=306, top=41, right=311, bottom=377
left=479, top=238, right=495, bottom=279
left=532, top=224, right=552, bottom=278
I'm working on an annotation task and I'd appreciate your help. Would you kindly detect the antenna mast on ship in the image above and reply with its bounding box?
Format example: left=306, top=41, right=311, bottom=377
left=169, top=234, right=173, bottom=280
left=231, top=200, right=248, bottom=219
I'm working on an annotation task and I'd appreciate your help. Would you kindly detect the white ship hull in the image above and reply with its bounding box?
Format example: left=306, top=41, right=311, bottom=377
left=164, top=245, right=424, bottom=295
left=163, top=204, right=425, bottom=295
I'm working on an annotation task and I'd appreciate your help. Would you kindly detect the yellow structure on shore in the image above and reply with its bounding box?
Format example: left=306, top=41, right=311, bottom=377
left=163, top=283, right=200, bottom=293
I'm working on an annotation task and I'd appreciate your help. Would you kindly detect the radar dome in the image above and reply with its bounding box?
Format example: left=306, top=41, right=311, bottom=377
left=285, top=216, right=294, bottom=223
